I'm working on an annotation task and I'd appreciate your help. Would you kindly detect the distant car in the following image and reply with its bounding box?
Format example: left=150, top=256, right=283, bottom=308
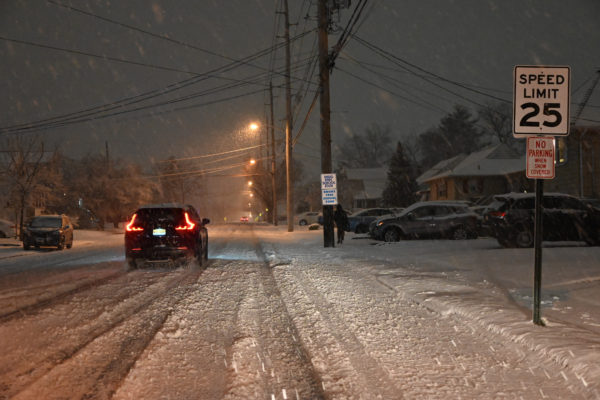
left=370, top=201, right=479, bottom=242
left=484, top=193, right=600, bottom=248
left=0, top=219, right=16, bottom=238
left=125, top=203, right=209, bottom=270
left=22, top=215, right=74, bottom=250
left=347, top=208, right=402, bottom=233
left=294, top=211, right=321, bottom=226
left=240, top=216, right=249, bottom=223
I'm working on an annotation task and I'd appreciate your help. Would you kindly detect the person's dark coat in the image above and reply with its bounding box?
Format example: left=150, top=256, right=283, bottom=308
left=334, top=205, right=348, bottom=230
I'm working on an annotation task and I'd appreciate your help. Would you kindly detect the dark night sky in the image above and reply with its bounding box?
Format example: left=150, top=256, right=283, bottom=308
left=2, top=0, right=600, bottom=180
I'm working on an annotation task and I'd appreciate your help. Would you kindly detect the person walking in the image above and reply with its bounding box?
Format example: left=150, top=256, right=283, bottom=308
left=334, top=204, right=348, bottom=244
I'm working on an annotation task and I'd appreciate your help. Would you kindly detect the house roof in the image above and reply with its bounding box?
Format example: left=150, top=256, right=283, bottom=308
left=345, top=168, right=387, bottom=200
left=417, top=144, right=525, bottom=184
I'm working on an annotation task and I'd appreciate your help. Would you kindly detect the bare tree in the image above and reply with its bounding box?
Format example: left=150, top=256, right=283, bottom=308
left=68, top=155, right=159, bottom=228
left=1, top=135, right=46, bottom=237
left=336, top=123, right=393, bottom=169
left=477, top=102, right=517, bottom=148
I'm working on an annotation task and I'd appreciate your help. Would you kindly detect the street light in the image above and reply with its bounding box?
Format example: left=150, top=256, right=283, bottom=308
left=249, top=122, right=259, bottom=131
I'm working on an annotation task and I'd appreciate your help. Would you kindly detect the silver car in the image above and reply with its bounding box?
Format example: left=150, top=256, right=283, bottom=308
left=370, top=201, right=479, bottom=242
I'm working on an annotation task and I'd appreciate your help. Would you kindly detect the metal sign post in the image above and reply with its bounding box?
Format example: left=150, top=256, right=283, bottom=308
left=533, top=178, right=544, bottom=325
left=514, top=65, right=569, bottom=326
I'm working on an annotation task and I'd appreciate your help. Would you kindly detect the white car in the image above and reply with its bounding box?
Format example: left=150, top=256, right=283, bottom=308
left=294, top=211, right=321, bottom=226
left=0, top=219, right=16, bottom=238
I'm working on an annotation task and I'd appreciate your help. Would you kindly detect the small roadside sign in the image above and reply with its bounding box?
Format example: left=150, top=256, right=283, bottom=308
left=526, top=137, right=555, bottom=179
left=321, top=173, right=338, bottom=205
left=514, top=65, right=570, bottom=137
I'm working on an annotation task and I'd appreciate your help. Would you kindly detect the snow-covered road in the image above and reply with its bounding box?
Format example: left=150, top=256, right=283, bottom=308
left=0, top=224, right=598, bottom=399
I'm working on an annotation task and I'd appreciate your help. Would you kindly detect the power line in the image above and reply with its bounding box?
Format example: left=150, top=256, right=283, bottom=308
left=352, top=34, right=510, bottom=106
left=336, top=66, right=447, bottom=114
left=338, top=52, right=451, bottom=113
left=1, top=29, right=316, bottom=134
left=47, top=0, right=309, bottom=85
left=2, top=46, right=317, bottom=134
left=155, top=144, right=266, bottom=163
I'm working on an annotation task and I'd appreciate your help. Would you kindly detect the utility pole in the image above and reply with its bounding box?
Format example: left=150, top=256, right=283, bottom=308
left=270, top=81, right=278, bottom=226
left=318, top=0, right=335, bottom=247
left=283, top=0, right=294, bottom=232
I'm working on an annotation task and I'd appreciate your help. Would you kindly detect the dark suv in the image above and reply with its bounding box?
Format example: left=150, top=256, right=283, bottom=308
left=124, top=203, right=209, bottom=269
left=370, top=201, right=479, bottom=242
left=484, top=193, right=600, bottom=248
left=23, top=214, right=74, bottom=250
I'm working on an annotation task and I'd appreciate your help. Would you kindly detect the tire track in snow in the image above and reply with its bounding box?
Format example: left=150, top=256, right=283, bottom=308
left=0, top=263, right=125, bottom=322
left=11, top=269, right=202, bottom=400
left=0, top=267, right=199, bottom=398
left=273, top=265, right=404, bottom=399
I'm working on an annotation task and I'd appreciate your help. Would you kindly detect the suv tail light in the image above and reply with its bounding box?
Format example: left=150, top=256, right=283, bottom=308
left=489, top=211, right=506, bottom=218
left=175, top=212, right=196, bottom=231
left=126, top=214, right=144, bottom=232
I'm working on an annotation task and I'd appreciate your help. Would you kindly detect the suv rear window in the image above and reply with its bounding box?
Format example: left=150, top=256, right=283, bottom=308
left=137, top=208, right=185, bottom=224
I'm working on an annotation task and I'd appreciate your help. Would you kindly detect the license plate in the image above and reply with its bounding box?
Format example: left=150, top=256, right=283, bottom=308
left=153, top=228, right=166, bottom=236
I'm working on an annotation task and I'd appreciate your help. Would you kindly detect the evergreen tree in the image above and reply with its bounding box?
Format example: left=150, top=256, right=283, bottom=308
left=382, top=142, right=418, bottom=207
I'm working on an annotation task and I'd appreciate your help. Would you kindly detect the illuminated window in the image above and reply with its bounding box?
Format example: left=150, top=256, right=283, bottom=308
left=556, top=138, right=567, bottom=166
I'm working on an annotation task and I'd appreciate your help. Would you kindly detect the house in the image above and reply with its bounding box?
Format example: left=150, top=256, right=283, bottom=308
left=417, top=144, right=531, bottom=203
left=547, top=125, right=600, bottom=198
left=342, top=168, right=387, bottom=209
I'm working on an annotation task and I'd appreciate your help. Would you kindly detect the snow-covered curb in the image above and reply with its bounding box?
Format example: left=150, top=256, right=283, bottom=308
left=376, top=273, right=600, bottom=396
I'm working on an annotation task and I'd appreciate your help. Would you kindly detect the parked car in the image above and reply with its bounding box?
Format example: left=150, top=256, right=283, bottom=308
left=484, top=193, right=600, bottom=248
left=347, top=208, right=402, bottom=233
left=370, top=201, right=479, bottom=242
left=469, top=204, right=494, bottom=237
left=0, top=219, right=16, bottom=238
left=294, top=211, right=321, bottom=226
left=240, top=216, right=249, bottom=223
left=22, top=214, right=74, bottom=250
left=125, top=203, right=209, bottom=270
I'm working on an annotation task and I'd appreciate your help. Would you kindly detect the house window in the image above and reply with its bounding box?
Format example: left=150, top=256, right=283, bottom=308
left=556, top=138, right=567, bottom=166
left=467, top=178, right=483, bottom=194
left=437, top=180, right=447, bottom=199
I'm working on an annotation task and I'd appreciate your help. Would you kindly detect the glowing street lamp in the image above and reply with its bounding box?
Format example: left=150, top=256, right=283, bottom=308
left=248, top=181, right=253, bottom=186
left=249, top=122, right=259, bottom=131
left=249, top=158, right=256, bottom=165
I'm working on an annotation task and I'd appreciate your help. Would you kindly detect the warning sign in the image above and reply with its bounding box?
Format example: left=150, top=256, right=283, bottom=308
left=526, top=137, right=555, bottom=179
left=514, top=66, right=570, bottom=137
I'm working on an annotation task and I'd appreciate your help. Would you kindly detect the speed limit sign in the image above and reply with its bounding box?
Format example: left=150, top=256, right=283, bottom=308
left=513, top=65, right=570, bottom=137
